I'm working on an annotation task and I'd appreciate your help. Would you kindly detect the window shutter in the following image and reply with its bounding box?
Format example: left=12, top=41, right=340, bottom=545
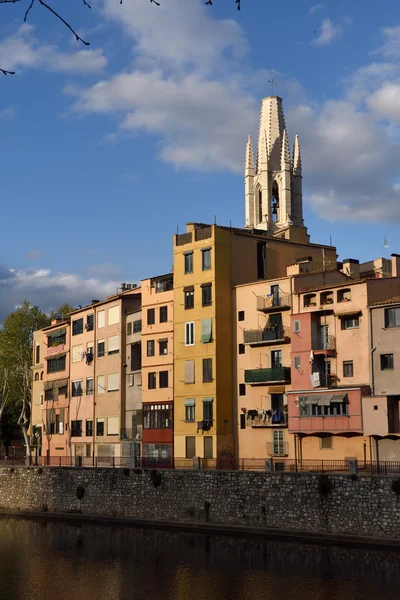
left=201, top=319, right=212, bottom=343
left=108, top=305, right=120, bottom=325
left=127, top=322, right=132, bottom=335
left=107, top=416, right=119, bottom=435
left=97, top=310, right=105, bottom=328
left=97, top=375, right=105, bottom=394
left=107, top=373, right=119, bottom=392
left=185, top=360, right=195, bottom=384
left=108, top=335, right=120, bottom=353
left=72, top=345, right=83, bottom=363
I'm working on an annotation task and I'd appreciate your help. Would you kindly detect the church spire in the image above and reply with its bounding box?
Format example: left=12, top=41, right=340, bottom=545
left=245, top=135, right=254, bottom=173
left=293, top=134, right=302, bottom=175
left=281, top=128, right=291, bottom=170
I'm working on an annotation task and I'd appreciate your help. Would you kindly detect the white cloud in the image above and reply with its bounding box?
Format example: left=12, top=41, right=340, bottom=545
left=0, top=24, right=107, bottom=75
left=0, top=264, right=118, bottom=322
left=374, top=25, right=400, bottom=59
left=367, top=83, right=400, bottom=121
left=309, top=4, right=325, bottom=15
left=313, top=18, right=343, bottom=46
left=0, top=106, right=15, bottom=120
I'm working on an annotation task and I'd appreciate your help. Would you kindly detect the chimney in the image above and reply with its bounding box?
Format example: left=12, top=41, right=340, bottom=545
left=342, top=259, right=360, bottom=279
left=120, top=283, right=126, bottom=291
left=391, top=254, right=400, bottom=277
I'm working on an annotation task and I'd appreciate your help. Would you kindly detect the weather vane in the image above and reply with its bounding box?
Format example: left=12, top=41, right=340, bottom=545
left=268, top=70, right=276, bottom=96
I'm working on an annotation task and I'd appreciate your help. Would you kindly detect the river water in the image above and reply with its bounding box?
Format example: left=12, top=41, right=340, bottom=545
left=0, top=517, right=400, bottom=600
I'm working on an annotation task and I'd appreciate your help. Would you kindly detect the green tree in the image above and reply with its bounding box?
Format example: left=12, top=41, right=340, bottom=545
left=0, top=301, right=50, bottom=457
left=49, top=303, right=75, bottom=321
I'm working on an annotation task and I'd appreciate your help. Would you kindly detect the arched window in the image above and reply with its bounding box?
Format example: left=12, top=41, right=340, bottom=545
left=40, top=371, right=44, bottom=381
left=34, top=373, right=39, bottom=381
left=258, top=188, right=263, bottom=224
left=271, top=182, right=279, bottom=223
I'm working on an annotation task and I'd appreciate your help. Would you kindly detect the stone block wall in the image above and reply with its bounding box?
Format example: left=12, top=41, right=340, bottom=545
left=1, top=468, right=400, bottom=540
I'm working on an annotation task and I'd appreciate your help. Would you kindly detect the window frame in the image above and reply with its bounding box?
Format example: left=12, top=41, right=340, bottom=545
left=239, top=383, right=246, bottom=396
left=201, top=248, right=211, bottom=271
left=159, top=339, right=168, bottom=355
left=159, top=306, right=168, bottom=323
left=86, top=419, right=93, bottom=437
left=343, top=360, right=354, bottom=377
left=159, top=370, right=169, bottom=388
left=147, top=340, right=155, bottom=357
left=184, top=289, right=194, bottom=310
left=147, top=308, right=155, bottom=325
left=238, top=310, right=245, bottom=322
left=184, top=252, right=193, bottom=274
left=380, top=353, right=394, bottom=370
left=148, top=372, right=157, bottom=390
left=71, top=420, right=82, bottom=437
left=97, top=340, right=105, bottom=358
left=342, top=316, right=359, bottom=330
left=184, top=322, right=195, bottom=346
left=201, top=284, right=212, bottom=307
left=72, top=318, right=84, bottom=336
left=202, top=358, right=213, bottom=383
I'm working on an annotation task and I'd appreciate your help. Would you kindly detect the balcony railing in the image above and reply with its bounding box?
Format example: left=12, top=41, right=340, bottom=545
left=195, top=226, right=212, bottom=241
left=256, top=294, right=291, bottom=313
left=247, top=411, right=287, bottom=427
left=313, top=335, right=336, bottom=351
left=245, top=366, right=291, bottom=385
left=243, top=326, right=290, bottom=345
left=45, top=343, right=66, bottom=357
left=176, top=232, right=192, bottom=246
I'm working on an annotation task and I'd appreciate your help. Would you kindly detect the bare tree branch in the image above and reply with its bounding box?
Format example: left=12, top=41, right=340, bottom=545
left=24, top=0, right=34, bottom=21
left=37, top=0, right=90, bottom=45
left=0, top=68, right=15, bottom=75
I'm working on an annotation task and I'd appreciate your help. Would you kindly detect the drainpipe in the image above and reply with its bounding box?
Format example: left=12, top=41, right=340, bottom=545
left=369, top=308, right=375, bottom=396
left=93, top=309, right=97, bottom=466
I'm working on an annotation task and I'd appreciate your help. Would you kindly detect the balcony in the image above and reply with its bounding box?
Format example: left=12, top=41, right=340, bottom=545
left=256, top=294, right=291, bottom=313
left=195, top=226, right=212, bottom=241
left=176, top=232, right=192, bottom=246
left=245, top=367, right=291, bottom=385
left=313, top=335, right=336, bottom=356
left=247, top=411, right=287, bottom=427
left=45, top=343, right=66, bottom=358
left=243, top=326, right=290, bottom=346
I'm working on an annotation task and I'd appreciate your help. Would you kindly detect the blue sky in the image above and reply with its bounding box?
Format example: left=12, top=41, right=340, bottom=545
left=1, top=0, right=400, bottom=317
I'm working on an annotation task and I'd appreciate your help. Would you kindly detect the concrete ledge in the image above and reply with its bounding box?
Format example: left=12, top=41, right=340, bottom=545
left=1, top=509, right=400, bottom=551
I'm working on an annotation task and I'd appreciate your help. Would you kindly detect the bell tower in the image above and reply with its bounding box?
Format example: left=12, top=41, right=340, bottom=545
left=244, top=96, right=308, bottom=241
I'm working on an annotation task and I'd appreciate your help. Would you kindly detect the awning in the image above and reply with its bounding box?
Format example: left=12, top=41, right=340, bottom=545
left=301, top=393, right=348, bottom=406
left=47, top=327, right=66, bottom=338
left=202, top=397, right=213, bottom=403
left=201, top=318, right=212, bottom=343
left=332, top=393, right=349, bottom=403
left=268, top=386, right=286, bottom=394
left=318, top=394, right=334, bottom=406
left=336, top=310, right=362, bottom=318
left=44, top=381, right=53, bottom=391
left=184, top=399, right=195, bottom=407
left=55, top=379, right=68, bottom=388
left=44, top=352, right=66, bottom=360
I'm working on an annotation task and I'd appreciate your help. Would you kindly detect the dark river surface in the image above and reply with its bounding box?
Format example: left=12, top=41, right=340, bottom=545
left=1, top=517, right=400, bottom=600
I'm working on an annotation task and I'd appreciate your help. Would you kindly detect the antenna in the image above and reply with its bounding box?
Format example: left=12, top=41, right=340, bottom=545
left=214, top=215, right=217, bottom=225
left=268, top=69, right=276, bottom=96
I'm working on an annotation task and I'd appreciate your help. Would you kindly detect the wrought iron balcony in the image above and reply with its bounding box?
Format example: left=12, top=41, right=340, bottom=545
left=243, top=326, right=290, bottom=346
left=313, top=335, right=336, bottom=352
left=256, top=294, right=291, bottom=313
left=244, top=366, right=291, bottom=385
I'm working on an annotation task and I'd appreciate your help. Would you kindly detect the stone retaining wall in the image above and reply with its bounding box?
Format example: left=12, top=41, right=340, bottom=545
left=1, top=467, right=400, bottom=540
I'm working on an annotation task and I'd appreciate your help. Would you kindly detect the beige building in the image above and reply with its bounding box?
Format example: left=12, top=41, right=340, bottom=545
left=125, top=304, right=142, bottom=461
left=31, top=330, right=46, bottom=459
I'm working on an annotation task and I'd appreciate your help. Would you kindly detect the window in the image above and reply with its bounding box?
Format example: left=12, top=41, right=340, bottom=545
left=185, top=360, right=195, bottom=384
left=131, top=343, right=141, bottom=371
left=304, top=293, right=317, bottom=307
left=86, top=314, right=94, bottom=331
left=159, top=371, right=169, bottom=388
left=343, top=361, right=354, bottom=377
left=72, top=380, right=82, bottom=397
left=202, top=358, right=212, bottom=383
left=201, top=284, right=212, bottom=307
left=97, top=375, right=105, bottom=394
left=47, top=331, right=66, bottom=347
left=47, top=355, right=66, bottom=374
left=203, top=398, right=213, bottom=423
left=72, top=344, right=83, bottom=363
left=294, top=320, right=301, bottom=333
left=240, top=414, right=246, bottom=429
left=72, top=318, right=83, bottom=336
left=238, top=311, right=245, bottom=321
left=272, top=431, right=285, bottom=455
left=294, top=356, right=301, bottom=369
left=185, top=399, right=195, bottom=422
left=185, top=322, right=195, bottom=346
left=320, top=436, right=333, bottom=450
left=107, top=335, right=120, bottom=355
left=380, top=354, right=394, bottom=370
left=271, top=349, right=282, bottom=369
left=238, top=343, right=245, bottom=355
left=184, top=288, right=194, bottom=309
left=135, top=373, right=142, bottom=386
left=86, top=444, right=91, bottom=458
left=107, top=416, right=119, bottom=436
left=147, top=308, right=155, bottom=325
left=159, top=306, right=168, bottom=323
left=127, top=322, right=132, bottom=336
left=86, top=378, right=94, bottom=395
left=204, top=436, right=213, bottom=459
left=202, top=248, right=211, bottom=271
left=86, top=420, right=93, bottom=437
left=45, top=388, right=53, bottom=401
left=97, top=310, right=105, bottom=328
left=97, top=340, right=105, bottom=358
left=71, top=420, right=82, bottom=437
left=148, top=372, right=156, bottom=389
left=56, top=385, right=65, bottom=397
left=55, top=414, right=64, bottom=435
left=108, top=305, right=119, bottom=326
left=184, top=252, right=193, bottom=274
left=185, top=436, right=196, bottom=459
left=133, top=319, right=142, bottom=333
left=258, top=188, right=262, bottom=223
left=385, top=307, right=400, bottom=328
left=34, top=373, right=39, bottom=381
left=300, top=397, right=348, bottom=417
left=107, top=373, right=119, bottom=392
left=35, top=344, right=40, bottom=364
left=147, top=340, right=155, bottom=357
left=96, top=418, right=104, bottom=436
left=257, top=241, right=266, bottom=279
left=201, top=319, right=212, bottom=343
left=338, top=289, right=351, bottom=302
left=239, top=383, right=246, bottom=396
left=159, top=339, right=168, bottom=355
left=342, top=316, right=359, bottom=329
left=143, top=404, right=173, bottom=429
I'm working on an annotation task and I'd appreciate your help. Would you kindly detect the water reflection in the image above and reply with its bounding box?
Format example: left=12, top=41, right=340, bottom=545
left=0, top=517, right=399, bottom=600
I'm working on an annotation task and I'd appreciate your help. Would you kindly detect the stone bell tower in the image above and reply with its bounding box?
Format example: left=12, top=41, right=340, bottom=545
left=245, top=96, right=308, bottom=242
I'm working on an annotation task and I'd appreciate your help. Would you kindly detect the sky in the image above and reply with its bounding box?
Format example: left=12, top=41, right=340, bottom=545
left=1, top=0, right=400, bottom=320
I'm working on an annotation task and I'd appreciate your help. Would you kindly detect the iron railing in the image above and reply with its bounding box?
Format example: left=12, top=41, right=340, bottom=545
left=313, top=335, right=336, bottom=351
left=243, top=326, right=290, bottom=345
left=256, top=294, right=291, bottom=312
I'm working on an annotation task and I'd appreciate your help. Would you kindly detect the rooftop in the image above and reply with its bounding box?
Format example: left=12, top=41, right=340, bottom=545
left=369, top=296, right=400, bottom=307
